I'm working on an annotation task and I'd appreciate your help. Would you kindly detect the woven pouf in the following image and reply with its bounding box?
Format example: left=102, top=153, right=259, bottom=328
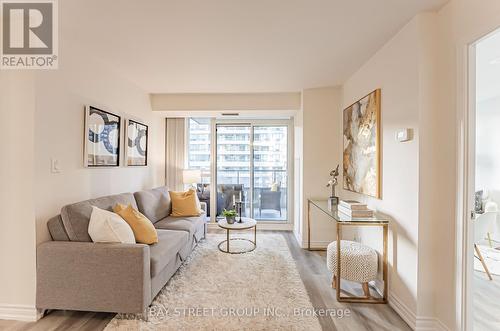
left=326, top=240, right=378, bottom=296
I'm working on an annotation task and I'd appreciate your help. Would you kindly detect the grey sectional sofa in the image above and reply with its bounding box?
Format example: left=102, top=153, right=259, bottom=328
left=36, top=186, right=207, bottom=315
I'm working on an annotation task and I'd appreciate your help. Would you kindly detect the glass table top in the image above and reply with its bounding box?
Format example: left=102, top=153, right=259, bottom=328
left=309, top=199, right=389, bottom=224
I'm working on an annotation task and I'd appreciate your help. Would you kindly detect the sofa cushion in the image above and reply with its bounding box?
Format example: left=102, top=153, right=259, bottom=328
left=154, top=215, right=206, bottom=239
left=60, top=193, right=138, bottom=242
left=47, top=215, right=70, bottom=241
left=149, top=230, right=188, bottom=277
left=114, top=204, right=159, bottom=244
left=88, top=206, right=135, bottom=244
left=134, top=187, right=171, bottom=224
left=169, top=189, right=203, bottom=217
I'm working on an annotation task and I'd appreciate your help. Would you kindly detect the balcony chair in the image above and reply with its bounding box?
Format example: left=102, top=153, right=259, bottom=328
left=259, top=184, right=282, bottom=217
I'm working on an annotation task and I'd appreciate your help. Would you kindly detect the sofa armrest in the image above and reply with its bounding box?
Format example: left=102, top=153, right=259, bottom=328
left=37, top=241, right=151, bottom=314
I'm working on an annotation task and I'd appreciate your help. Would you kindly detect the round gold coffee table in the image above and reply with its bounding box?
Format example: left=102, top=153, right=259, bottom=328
left=217, top=217, right=257, bottom=254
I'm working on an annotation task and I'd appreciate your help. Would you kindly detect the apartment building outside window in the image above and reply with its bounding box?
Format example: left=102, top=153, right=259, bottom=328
left=187, top=118, right=292, bottom=222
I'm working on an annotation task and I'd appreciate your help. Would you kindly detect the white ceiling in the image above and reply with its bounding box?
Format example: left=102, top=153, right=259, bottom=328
left=61, top=0, right=447, bottom=93
left=477, top=29, right=500, bottom=102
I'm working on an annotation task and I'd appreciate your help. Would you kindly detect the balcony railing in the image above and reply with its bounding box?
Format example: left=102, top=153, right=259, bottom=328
left=215, top=169, right=288, bottom=221
left=216, top=169, right=287, bottom=187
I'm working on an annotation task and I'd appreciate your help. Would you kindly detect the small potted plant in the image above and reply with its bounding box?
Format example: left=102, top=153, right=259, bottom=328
left=222, top=209, right=237, bottom=224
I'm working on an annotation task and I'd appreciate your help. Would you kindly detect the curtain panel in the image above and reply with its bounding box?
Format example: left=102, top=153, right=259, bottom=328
left=165, top=118, right=186, bottom=191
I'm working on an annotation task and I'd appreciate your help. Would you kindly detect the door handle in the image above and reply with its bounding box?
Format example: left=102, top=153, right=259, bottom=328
left=471, top=210, right=476, bottom=220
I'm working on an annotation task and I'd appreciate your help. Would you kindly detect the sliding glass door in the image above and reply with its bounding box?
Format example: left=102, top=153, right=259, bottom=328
left=252, top=126, right=288, bottom=221
left=215, top=121, right=290, bottom=222
left=216, top=125, right=251, bottom=218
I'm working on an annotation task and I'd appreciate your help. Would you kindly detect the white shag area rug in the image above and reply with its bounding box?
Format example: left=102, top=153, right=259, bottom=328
left=105, top=233, right=321, bottom=331
left=474, top=244, right=500, bottom=276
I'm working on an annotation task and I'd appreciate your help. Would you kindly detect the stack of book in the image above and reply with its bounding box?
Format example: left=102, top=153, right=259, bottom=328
left=338, top=200, right=374, bottom=218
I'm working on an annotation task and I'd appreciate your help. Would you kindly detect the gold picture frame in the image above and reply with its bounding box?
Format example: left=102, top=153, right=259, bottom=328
left=342, top=89, right=381, bottom=198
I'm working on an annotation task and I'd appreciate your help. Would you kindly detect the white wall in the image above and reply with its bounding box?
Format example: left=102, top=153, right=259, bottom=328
left=0, top=72, right=38, bottom=321
left=476, top=96, right=500, bottom=192
left=475, top=96, right=500, bottom=239
left=340, top=17, right=421, bottom=320
left=34, top=39, right=166, bottom=243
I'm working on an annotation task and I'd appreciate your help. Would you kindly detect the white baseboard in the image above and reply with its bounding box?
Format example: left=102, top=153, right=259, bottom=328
left=0, top=304, right=41, bottom=322
left=432, top=319, right=450, bottom=331
left=389, top=293, right=417, bottom=330
left=293, top=229, right=302, bottom=247
left=416, top=316, right=449, bottom=331
left=388, top=294, right=449, bottom=331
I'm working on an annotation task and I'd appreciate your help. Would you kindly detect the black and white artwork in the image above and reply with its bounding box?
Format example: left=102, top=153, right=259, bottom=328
left=126, top=119, right=148, bottom=166
left=84, top=106, right=121, bottom=167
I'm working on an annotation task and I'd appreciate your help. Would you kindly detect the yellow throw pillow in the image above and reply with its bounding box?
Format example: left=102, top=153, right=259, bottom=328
left=169, top=189, right=203, bottom=217
left=113, top=204, right=158, bottom=244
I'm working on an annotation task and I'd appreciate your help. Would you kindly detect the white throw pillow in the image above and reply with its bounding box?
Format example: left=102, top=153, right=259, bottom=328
left=88, top=206, right=135, bottom=244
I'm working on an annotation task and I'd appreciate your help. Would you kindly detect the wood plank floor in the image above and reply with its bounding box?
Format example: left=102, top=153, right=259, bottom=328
left=474, top=270, right=500, bottom=331
left=280, top=232, right=410, bottom=331
left=0, top=231, right=410, bottom=331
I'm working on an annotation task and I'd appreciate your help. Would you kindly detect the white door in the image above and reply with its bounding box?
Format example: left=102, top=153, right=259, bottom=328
left=463, top=28, right=500, bottom=331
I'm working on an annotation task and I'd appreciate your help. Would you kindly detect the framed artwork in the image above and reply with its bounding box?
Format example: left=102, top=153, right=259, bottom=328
left=126, top=119, right=148, bottom=166
left=343, top=89, right=381, bottom=198
left=84, top=106, right=121, bottom=167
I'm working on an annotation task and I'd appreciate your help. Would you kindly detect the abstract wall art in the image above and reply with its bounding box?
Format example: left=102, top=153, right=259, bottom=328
left=343, top=89, right=381, bottom=198
left=84, top=106, right=121, bottom=167
left=126, top=119, right=148, bottom=166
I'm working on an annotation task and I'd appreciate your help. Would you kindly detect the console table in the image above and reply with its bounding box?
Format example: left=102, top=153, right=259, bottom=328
left=307, top=199, right=389, bottom=303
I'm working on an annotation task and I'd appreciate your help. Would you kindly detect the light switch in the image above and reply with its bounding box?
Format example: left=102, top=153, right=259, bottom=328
left=395, top=129, right=412, bottom=142
left=51, top=158, right=61, bottom=173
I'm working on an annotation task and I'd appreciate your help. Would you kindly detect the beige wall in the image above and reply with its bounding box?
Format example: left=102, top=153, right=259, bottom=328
left=0, top=72, right=38, bottom=320
left=34, top=40, right=166, bottom=243
left=298, top=87, right=342, bottom=248
left=337, top=1, right=500, bottom=329
left=415, top=12, right=441, bottom=323
left=340, top=17, right=421, bottom=319
left=431, top=0, right=500, bottom=329
left=293, top=104, right=304, bottom=240
left=0, top=37, right=166, bottom=320
left=151, top=92, right=301, bottom=111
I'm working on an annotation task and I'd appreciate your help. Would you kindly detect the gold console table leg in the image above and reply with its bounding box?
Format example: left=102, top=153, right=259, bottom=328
left=337, top=222, right=388, bottom=304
